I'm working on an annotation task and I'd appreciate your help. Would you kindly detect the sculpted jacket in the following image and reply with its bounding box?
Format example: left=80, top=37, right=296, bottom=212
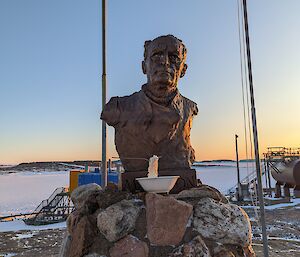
left=101, top=85, right=198, bottom=172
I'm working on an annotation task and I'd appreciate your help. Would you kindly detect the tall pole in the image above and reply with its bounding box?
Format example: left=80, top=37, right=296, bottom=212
left=267, top=161, right=272, bottom=196
left=263, top=157, right=272, bottom=196
left=242, top=0, right=269, bottom=256
left=263, top=158, right=268, bottom=189
left=235, top=134, right=241, bottom=200
left=101, top=0, right=107, bottom=189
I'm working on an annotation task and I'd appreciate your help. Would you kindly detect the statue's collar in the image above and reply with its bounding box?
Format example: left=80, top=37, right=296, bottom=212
left=141, top=84, right=179, bottom=106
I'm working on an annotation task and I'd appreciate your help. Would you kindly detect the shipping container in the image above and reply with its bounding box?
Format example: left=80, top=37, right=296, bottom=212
left=78, top=172, right=119, bottom=187
left=69, top=170, right=84, bottom=193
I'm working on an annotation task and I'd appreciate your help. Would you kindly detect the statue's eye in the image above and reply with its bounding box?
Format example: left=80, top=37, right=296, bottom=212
left=169, top=54, right=180, bottom=62
left=152, top=52, right=163, bottom=59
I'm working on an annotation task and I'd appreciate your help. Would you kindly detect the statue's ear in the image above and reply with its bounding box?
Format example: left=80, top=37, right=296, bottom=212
left=180, top=63, right=188, bottom=78
left=142, top=61, right=146, bottom=74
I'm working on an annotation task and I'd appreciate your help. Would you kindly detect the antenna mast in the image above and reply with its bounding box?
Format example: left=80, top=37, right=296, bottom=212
left=101, top=0, right=108, bottom=188
left=242, top=0, right=269, bottom=256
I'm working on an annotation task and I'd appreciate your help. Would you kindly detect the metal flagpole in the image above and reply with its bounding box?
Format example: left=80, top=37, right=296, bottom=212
left=101, top=0, right=108, bottom=189
left=242, top=0, right=269, bottom=256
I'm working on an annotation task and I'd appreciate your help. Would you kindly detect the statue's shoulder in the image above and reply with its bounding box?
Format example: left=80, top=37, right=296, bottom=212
left=179, top=94, right=198, bottom=115
left=113, top=90, right=146, bottom=108
left=101, top=90, right=150, bottom=126
left=118, top=90, right=144, bottom=101
left=101, top=90, right=144, bottom=126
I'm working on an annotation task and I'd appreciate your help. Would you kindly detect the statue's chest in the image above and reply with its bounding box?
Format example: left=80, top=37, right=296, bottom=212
left=146, top=103, right=181, bottom=144
left=118, top=102, right=182, bottom=144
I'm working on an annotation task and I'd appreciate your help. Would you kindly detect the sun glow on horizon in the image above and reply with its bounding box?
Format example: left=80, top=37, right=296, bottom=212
left=1, top=1, right=299, bottom=164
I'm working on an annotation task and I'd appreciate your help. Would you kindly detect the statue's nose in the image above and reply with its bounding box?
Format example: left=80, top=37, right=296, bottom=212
left=161, top=54, right=170, bottom=66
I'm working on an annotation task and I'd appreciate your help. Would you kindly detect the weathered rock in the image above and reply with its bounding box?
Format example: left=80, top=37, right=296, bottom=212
left=213, top=250, right=235, bottom=257
left=58, top=233, right=72, bottom=257
left=67, top=210, right=82, bottom=234
left=87, top=229, right=114, bottom=257
left=83, top=254, right=107, bottom=257
left=182, top=227, right=201, bottom=243
left=97, top=199, right=142, bottom=242
left=176, top=185, right=228, bottom=204
left=244, top=245, right=256, bottom=257
left=201, top=241, right=247, bottom=257
left=193, top=198, right=252, bottom=247
left=169, top=236, right=211, bottom=257
left=69, top=215, right=98, bottom=257
left=146, top=193, right=193, bottom=246
left=132, top=207, right=147, bottom=239
left=149, top=246, right=175, bottom=257
left=212, top=244, right=235, bottom=257
left=71, top=183, right=102, bottom=210
left=95, top=187, right=133, bottom=210
left=109, top=235, right=149, bottom=257
left=75, top=183, right=133, bottom=215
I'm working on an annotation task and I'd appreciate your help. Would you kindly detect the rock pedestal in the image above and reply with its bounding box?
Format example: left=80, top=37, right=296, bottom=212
left=60, top=183, right=256, bottom=257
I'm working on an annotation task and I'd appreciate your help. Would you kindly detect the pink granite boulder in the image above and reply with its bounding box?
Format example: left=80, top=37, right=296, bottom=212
left=146, top=193, right=193, bottom=246
left=109, top=235, right=149, bottom=257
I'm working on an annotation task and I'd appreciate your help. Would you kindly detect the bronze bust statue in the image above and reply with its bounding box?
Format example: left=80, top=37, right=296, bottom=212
left=101, top=35, right=199, bottom=192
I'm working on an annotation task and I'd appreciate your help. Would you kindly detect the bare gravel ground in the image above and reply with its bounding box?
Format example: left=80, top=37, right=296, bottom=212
left=0, top=228, right=66, bottom=257
left=246, top=204, right=300, bottom=257
left=253, top=239, right=300, bottom=257
left=0, top=205, right=299, bottom=257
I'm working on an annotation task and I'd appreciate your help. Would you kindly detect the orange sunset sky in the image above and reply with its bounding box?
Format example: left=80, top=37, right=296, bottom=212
left=1, top=1, right=299, bottom=164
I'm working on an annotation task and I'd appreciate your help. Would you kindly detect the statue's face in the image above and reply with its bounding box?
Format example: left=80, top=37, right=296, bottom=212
left=143, top=37, right=187, bottom=93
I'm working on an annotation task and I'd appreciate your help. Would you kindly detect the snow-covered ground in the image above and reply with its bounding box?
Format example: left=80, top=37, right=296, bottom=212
left=0, top=161, right=274, bottom=217
left=0, top=219, right=66, bottom=233
left=0, top=161, right=277, bottom=232
left=195, top=161, right=275, bottom=193
left=0, top=171, right=69, bottom=232
left=0, top=171, right=69, bottom=217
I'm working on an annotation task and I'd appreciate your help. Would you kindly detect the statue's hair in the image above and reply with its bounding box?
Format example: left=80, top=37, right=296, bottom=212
left=143, top=34, right=187, bottom=62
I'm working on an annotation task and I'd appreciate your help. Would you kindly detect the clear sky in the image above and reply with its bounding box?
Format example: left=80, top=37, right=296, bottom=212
left=1, top=0, right=300, bottom=164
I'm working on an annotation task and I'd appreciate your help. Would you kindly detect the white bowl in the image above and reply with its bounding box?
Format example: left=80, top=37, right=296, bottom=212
left=136, top=176, right=180, bottom=193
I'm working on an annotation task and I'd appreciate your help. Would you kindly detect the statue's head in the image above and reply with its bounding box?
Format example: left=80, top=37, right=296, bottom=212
left=142, top=35, right=187, bottom=97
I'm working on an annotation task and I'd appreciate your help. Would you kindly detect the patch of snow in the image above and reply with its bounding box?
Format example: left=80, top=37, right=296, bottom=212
left=240, top=198, right=300, bottom=210
left=240, top=205, right=259, bottom=209
left=11, top=232, right=36, bottom=240
left=0, top=219, right=66, bottom=232
left=0, top=253, right=17, bottom=257
left=268, top=236, right=300, bottom=243
left=265, top=198, right=300, bottom=210
left=0, top=164, right=17, bottom=168
left=264, top=196, right=284, bottom=200
left=266, top=225, right=282, bottom=232
left=59, top=162, right=85, bottom=168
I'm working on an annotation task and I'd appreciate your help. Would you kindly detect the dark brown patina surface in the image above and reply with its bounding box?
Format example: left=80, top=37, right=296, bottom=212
left=101, top=35, right=199, bottom=192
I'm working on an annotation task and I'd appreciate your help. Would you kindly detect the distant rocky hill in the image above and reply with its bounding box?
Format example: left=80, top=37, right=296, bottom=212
left=0, top=161, right=101, bottom=174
